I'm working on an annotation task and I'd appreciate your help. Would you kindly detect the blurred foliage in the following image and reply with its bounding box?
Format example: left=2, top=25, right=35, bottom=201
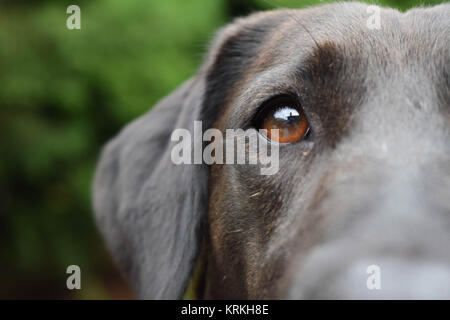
left=0, top=0, right=446, bottom=299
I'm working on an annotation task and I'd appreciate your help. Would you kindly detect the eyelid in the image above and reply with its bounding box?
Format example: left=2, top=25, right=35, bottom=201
left=250, top=93, right=304, bottom=128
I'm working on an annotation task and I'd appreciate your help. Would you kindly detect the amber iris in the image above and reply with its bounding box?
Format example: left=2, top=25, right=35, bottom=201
left=260, top=98, right=309, bottom=143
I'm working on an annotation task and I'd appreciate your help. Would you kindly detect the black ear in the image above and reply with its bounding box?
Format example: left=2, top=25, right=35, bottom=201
left=93, top=77, right=208, bottom=299
left=93, top=11, right=277, bottom=299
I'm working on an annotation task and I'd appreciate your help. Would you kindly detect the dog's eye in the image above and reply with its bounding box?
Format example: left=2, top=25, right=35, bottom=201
left=258, top=96, right=310, bottom=143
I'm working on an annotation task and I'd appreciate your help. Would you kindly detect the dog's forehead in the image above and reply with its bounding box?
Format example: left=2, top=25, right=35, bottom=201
left=231, top=5, right=447, bottom=121
left=267, top=5, right=447, bottom=59
left=251, top=6, right=448, bottom=83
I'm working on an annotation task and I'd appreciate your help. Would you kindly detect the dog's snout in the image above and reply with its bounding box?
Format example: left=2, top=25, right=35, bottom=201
left=285, top=161, right=450, bottom=299
left=290, top=258, right=450, bottom=299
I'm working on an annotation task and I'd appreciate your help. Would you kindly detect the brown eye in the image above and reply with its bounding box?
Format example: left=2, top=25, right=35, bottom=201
left=259, top=97, right=310, bottom=143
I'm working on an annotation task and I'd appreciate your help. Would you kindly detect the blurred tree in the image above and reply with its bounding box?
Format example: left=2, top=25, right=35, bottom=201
left=0, top=0, right=226, bottom=299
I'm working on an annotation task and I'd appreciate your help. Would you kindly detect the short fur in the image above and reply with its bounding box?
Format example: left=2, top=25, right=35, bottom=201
left=93, top=2, right=450, bottom=299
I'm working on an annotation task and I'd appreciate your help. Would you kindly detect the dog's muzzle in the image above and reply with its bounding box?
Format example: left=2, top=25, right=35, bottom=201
left=288, top=160, right=450, bottom=299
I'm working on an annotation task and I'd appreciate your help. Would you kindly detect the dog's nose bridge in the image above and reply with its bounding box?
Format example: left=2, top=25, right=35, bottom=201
left=336, top=120, right=449, bottom=169
left=286, top=162, right=450, bottom=299
left=316, top=158, right=449, bottom=223
left=316, top=165, right=425, bottom=233
left=340, top=72, right=449, bottom=166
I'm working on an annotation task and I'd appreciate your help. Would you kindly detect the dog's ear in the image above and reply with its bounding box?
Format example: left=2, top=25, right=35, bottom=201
left=93, top=12, right=278, bottom=299
left=93, top=77, right=208, bottom=299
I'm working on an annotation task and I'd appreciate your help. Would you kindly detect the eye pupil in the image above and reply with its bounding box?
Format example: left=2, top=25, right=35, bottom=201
left=258, top=97, right=310, bottom=144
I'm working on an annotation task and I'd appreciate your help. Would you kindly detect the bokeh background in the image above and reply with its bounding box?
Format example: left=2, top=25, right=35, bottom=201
left=1, top=0, right=446, bottom=299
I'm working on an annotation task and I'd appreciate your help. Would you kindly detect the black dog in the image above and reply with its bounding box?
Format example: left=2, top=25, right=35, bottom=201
left=93, top=2, right=450, bottom=299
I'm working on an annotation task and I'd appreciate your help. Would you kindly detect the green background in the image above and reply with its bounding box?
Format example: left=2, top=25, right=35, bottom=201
left=1, top=0, right=446, bottom=299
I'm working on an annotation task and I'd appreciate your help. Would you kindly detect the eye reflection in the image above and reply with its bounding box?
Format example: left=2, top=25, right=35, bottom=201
left=273, top=107, right=300, bottom=123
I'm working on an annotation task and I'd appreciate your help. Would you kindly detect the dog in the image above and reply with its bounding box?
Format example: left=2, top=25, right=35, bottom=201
left=93, top=2, right=450, bottom=299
